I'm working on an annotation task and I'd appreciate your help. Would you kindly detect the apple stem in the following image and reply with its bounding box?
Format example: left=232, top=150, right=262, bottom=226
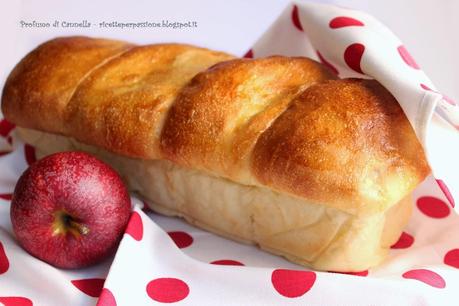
left=52, top=211, right=90, bottom=237
left=69, top=219, right=90, bottom=235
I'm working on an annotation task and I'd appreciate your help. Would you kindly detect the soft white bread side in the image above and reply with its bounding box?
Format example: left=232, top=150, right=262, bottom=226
left=18, top=127, right=412, bottom=272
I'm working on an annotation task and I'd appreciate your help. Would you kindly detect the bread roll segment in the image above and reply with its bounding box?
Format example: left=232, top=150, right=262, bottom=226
left=1, top=37, right=133, bottom=133
left=160, top=56, right=337, bottom=183
left=1, top=36, right=430, bottom=271
left=66, top=44, right=235, bottom=158
left=253, top=79, right=429, bottom=216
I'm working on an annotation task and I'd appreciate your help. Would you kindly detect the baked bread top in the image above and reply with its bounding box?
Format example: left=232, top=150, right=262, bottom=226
left=1, top=36, right=430, bottom=216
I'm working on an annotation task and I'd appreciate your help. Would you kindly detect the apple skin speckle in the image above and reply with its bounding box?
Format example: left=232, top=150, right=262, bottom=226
left=10, top=151, right=132, bottom=269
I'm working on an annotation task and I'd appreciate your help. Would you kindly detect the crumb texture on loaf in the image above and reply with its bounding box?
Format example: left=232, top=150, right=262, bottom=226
left=1, top=36, right=430, bottom=217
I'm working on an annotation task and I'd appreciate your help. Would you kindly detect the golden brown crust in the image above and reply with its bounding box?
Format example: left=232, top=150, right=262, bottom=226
left=160, top=56, right=337, bottom=182
left=1, top=36, right=430, bottom=217
left=252, top=79, right=430, bottom=215
left=1, top=36, right=234, bottom=159
left=66, top=44, right=234, bottom=158
left=1, top=36, right=133, bottom=133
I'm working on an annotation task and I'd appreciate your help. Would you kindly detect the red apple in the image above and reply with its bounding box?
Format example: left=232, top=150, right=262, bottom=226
left=10, top=151, right=131, bottom=269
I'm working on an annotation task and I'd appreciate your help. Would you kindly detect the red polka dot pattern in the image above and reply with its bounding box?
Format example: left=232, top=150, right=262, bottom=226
left=344, top=43, right=365, bottom=74
left=391, top=232, right=414, bottom=249
left=96, top=288, right=116, bottom=306
left=402, top=269, right=446, bottom=288
left=444, top=249, right=459, bottom=269
left=420, top=84, right=456, bottom=106
left=71, top=278, right=105, bottom=297
left=316, top=51, right=339, bottom=75
left=397, top=45, right=420, bottom=69
left=346, top=270, right=368, bottom=277
left=0, top=297, right=33, bottom=306
left=291, top=5, right=303, bottom=31
left=210, top=259, right=244, bottom=266
left=146, top=278, right=190, bottom=303
left=331, top=270, right=369, bottom=277
left=168, top=231, right=193, bottom=249
left=271, top=269, right=316, bottom=298
left=420, top=83, right=432, bottom=91
left=442, top=95, right=456, bottom=106
left=0, top=151, right=12, bottom=157
left=24, top=144, right=36, bottom=165
left=416, top=196, right=450, bottom=218
left=0, top=242, right=9, bottom=275
left=436, top=179, right=455, bottom=208
left=125, top=212, right=143, bottom=241
left=0, top=119, right=15, bottom=138
left=243, top=49, right=254, bottom=59
left=0, top=194, right=12, bottom=201
left=329, top=16, right=364, bottom=28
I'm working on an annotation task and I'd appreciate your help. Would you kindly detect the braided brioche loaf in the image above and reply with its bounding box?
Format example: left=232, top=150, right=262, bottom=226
left=2, top=37, right=430, bottom=271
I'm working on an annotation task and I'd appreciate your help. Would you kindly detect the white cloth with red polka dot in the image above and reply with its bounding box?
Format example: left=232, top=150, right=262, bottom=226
left=1, top=1, right=459, bottom=305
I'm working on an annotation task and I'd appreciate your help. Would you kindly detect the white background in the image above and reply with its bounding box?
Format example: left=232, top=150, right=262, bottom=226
left=1, top=0, right=458, bottom=101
